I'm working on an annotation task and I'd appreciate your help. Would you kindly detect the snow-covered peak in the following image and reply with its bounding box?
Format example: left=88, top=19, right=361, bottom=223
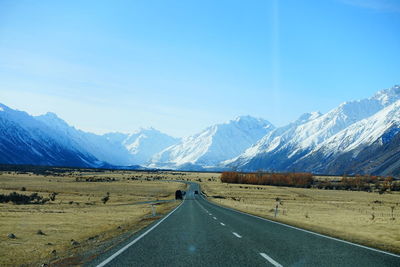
left=101, top=128, right=179, bottom=165
left=225, top=86, right=400, bottom=169
left=231, top=115, right=274, bottom=129
left=0, top=103, right=10, bottom=110
left=0, top=104, right=46, bottom=131
left=0, top=103, right=9, bottom=112
left=294, top=111, right=322, bottom=125
left=0, top=103, right=15, bottom=114
left=36, top=112, right=70, bottom=128
left=223, top=111, right=324, bottom=166
left=309, top=99, right=400, bottom=157
left=372, top=85, right=400, bottom=106
left=123, top=128, right=177, bottom=146
left=0, top=103, right=104, bottom=167
left=150, top=115, right=274, bottom=168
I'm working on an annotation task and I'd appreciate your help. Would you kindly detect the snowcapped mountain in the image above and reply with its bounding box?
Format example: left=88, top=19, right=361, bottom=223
left=291, top=98, right=400, bottom=175
left=36, top=114, right=178, bottom=166
left=35, top=113, right=132, bottom=166
left=0, top=104, right=101, bottom=167
left=2, top=84, right=400, bottom=175
left=150, top=116, right=274, bottom=169
left=0, top=104, right=178, bottom=168
left=104, top=128, right=179, bottom=165
left=227, top=85, right=400, bottom=173
left=223, top=111, right=322, bottom=168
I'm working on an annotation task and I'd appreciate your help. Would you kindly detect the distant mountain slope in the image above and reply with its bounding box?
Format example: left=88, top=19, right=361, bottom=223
left=292, top=99, right=400, bottom=175
left=0, top=104, right=100, bottom=167
left=2, top=84, right=400, bottom=175
left=150, top=116, right=274, bottom=169
left=104, top=128, right=179, bottom=165
left=227, top=85, right=400, bottom=174
left=36, top=113, right=132, bottom=166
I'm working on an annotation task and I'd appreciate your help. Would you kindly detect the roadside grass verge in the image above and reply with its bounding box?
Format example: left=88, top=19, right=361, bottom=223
left=0, top=172, right=185, bottom=266
left=199, top=179, right=400, bottom=254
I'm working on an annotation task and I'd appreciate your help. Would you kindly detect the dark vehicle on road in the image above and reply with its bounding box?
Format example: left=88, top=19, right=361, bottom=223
left=175, top=190, right=183, bottom=200
left=194, top=190, right=199, bottom=194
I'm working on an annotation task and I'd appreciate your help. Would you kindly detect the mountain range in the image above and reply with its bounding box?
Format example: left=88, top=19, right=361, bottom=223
left=1, top=85, right=399, bottom=175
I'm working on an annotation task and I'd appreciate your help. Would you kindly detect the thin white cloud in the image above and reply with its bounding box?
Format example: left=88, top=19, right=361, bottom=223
left=340, top=0, right=400, bottom=12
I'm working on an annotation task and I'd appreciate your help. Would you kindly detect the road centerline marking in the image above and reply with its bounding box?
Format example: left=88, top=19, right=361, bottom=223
left=213, top=216, right=217, bottom=220
left=232, top=232, right=242, bottom=238
left=220, top=222, right=225, bottom=226
left=205, top=195, right=400, bottom=258
left=259, top=253, right=283, bottom=267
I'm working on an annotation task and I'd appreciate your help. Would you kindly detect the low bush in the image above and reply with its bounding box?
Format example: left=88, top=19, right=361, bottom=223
left=0, top=192, right=49, bottom=205
left=221, top=171, right=313, bottom=188
left=220, top=172, right=400, bottom=192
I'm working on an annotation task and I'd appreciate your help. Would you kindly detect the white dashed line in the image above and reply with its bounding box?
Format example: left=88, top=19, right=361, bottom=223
left=220, top=222, right=225, bottom=226
left=232, top=232, right=242, bottom=238
left=206, top=196, right=400, bottom=259
left=213, top=216, right=217, bottom=220
left=259, top=253, right=282, bottom=267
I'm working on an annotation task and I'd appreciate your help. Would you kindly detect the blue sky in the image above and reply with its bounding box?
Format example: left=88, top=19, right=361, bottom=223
left=0, top=0, right=399, bottom=137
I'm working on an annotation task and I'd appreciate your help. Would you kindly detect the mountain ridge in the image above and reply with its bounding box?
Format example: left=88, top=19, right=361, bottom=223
left=1, top=84, right=400, bottom=175
left=227, top=85, right=400, bottom=175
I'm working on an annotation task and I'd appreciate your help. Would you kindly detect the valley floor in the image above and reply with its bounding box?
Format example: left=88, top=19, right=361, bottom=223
left=1, top=169, right=399, bottom=266
left=200, top=179, right=400, bottom=254
left=0, top=170, right=185, bottom=266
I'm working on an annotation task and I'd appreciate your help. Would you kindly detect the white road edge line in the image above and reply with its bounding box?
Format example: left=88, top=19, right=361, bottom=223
left=95, top=200, right=184, bottom=267
left=232, top=232, right=242, bottom=238
left=220, top=222, right=225, bottom=226
left=199, top=194, right=400, bottom=258
left=259, top=253, right=283, bottom=267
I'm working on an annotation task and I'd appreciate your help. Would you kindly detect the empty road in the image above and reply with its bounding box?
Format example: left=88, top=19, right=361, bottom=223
left=87, top=182, right=400, bottom=266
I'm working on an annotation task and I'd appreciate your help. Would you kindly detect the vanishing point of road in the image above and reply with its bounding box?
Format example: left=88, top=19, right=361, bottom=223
left=87, top=182, right=400, bottom=267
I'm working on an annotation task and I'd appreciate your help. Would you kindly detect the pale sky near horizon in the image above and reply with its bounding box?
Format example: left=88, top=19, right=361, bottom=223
left=0, top=0, right=399, bottom=137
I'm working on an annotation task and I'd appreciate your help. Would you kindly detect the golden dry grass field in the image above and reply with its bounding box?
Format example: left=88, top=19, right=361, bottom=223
left=126, top=170, right=400, bottom=254
left=0, top=170, right=186, bottom=266
left=1, top=169, right=399, bottom=266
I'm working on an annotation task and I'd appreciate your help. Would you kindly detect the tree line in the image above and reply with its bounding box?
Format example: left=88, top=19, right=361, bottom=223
left=220, top=171, right=313, bottom=188
left=220, top=172, right=400, bottom=192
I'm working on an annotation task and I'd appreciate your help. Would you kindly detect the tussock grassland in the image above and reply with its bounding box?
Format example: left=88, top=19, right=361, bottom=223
left=0, top=171, right=186, bottom=266
left=139, top=170, right=400, bottom=254
left=2, top=169, right=398, bottom=265
left=200, top=179, right=400, bottom=254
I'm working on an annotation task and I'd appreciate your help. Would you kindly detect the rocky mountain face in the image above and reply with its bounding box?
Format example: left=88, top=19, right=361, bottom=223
left=0, top=104, right=101, bottom=167
left=104, top=128, right=179, bottom=166
left=2, top=85, right=400, bottom=175
left=226, top=85, right=400, bottom=175
left=149, top=116, right=274, bottom=170
left=0, top=104, right=178, bottom=168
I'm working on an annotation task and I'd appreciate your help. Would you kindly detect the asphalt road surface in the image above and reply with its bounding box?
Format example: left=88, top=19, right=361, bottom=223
left=87, top=182, right=400, bottom=267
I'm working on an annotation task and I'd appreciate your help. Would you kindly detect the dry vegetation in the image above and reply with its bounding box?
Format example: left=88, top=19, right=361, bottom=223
left=0, top=170, right=186, bottom=266
left=221, top=171, right=400, bottom=192
left=1, top=168, right=399, bottom=265
left=200, top=175, right=400, bottom=254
